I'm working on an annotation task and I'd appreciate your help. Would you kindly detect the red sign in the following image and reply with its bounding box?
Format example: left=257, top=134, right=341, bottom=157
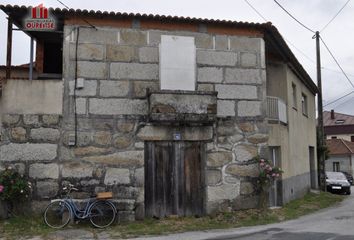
left=24, top=4, right=56, bottom=31
left=31, top=4, right=48, bottom=19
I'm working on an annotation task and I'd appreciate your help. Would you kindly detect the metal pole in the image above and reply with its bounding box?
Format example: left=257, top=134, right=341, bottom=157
left=29, top=37, right=34, bottom=80
left=316, top=31, right=325, bottom=191
left=6, top=17, right=13, bottom=80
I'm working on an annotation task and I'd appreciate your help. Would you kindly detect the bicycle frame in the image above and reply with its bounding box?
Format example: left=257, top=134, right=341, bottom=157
left=64, top=197, right=95, bottom=219
left=51, top=190, right=117, bottom=220
left=45, top=185, right=117, bottom=229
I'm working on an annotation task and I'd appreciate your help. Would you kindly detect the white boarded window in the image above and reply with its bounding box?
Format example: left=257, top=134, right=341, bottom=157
left=160, top=35, right=196, bottom=91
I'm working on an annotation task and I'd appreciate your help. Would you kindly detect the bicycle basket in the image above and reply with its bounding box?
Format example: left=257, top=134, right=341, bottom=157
left=96, top=192, right=113, bottom=199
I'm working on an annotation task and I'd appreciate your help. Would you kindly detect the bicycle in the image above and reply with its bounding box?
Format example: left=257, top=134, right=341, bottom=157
left=43, top=183, right=117, bottom=229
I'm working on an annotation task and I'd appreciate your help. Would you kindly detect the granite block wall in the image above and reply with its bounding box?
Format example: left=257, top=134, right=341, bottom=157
left=0, top=24, right=269, bottom=219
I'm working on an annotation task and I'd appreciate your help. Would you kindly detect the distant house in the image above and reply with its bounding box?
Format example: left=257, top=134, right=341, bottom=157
left=0, top=64, right=38, bottom=96
left=326, top=139, right=354, bottom=175
left=0, top=4, right=318, bottom=220
left=0, top=64, right=39, bottom=80
left=324, top=110, right=354, bottom=142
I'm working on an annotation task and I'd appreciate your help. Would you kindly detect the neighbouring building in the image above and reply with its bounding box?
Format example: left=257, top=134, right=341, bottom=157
left=326, top=138, right=354, bottom=175
left=0, top=4, right=318, bottom=220
left=324, top=110, right=354, bottom=142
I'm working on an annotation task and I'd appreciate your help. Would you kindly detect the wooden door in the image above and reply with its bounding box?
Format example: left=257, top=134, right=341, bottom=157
left=145, top=141, right=205, bottom=218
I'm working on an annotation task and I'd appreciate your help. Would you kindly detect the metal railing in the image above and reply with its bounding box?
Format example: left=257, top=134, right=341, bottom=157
left=267, top=96, right=287, bottom=124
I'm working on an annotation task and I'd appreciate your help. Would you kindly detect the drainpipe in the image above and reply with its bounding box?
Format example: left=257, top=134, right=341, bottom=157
left=29, top=37, right=34, bottom=80
left=6, top=17, right=13, bottom=80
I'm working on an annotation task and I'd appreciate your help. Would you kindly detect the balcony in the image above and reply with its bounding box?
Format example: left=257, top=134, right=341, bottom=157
left=148, top=90, right=217, bottom=123
left=267, top=96, right=287, bottom=124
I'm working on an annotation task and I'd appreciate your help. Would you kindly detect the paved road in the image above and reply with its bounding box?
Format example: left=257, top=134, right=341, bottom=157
left=133, top=187, right=354, bottom=240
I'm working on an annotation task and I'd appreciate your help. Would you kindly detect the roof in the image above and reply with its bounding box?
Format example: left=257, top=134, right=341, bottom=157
left=325, top=125, right=354, bottom=135
left=0, top=4, right=318, bottom=94
left=324, top=111, right=354, bottom=126
left=326, top=139, right=354, bottom=155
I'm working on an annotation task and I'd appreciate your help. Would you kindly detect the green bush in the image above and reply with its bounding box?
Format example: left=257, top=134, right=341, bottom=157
left=0, top=167, right=31, bottom=202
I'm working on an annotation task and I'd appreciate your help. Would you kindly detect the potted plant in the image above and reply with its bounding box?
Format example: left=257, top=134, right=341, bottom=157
left=257, top=158, right=283, bottom=210
left=0, top=167, right=32, bottom=218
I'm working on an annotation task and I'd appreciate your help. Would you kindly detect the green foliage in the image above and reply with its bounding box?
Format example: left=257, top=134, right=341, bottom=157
left=317, top=128, right=330, bottom=160
left=0, top=192, right=346, bottom=239
left=0, top=167, right=31, bottom=202
left=257, top=157, right=283, bottom=187
left=283, top=191, right=343, bottom=219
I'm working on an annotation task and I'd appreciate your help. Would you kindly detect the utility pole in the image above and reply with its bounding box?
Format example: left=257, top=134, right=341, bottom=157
left=316, top=31, right=326, bottom=191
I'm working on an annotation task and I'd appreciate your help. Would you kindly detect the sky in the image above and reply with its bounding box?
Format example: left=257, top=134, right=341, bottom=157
left=1, top=0, right=354, bottom=115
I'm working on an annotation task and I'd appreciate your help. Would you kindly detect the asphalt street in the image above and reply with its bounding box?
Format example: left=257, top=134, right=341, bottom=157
left=132, top=186, right=354, bottom=240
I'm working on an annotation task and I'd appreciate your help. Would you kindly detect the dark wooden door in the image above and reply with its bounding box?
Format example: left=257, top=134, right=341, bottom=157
left=145, top=141, right=205, bottom=218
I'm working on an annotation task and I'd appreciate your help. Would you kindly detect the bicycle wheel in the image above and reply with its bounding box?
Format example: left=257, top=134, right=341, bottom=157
left=89, top=201, right=116, bottom=228
left=44, top=200, right=71, bottom=229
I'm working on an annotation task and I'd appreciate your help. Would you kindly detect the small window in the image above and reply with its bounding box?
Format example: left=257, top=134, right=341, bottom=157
left=160, top=35, right=196, bottom=91
left=292, top=83, right=297, bottom=109
left=331, top=136, right=337, bottom=139
left=301, top=93, right=308, bottom=116
left=333, top=162, right=340, bottom=172
left=335, top=120, right=345, bottom=124
left=351, top=136, right=354, bottom=142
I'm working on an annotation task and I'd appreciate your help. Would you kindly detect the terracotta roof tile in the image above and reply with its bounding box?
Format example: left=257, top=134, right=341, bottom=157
left=324, top=111, right=354, bottom=126
left=0, top=4, right=318, bottom=94
left=326, top=138, right=354, bottom=155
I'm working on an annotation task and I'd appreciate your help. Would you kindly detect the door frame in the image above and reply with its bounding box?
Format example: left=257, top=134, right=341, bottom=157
left=269, top=146, right=282, bottom=207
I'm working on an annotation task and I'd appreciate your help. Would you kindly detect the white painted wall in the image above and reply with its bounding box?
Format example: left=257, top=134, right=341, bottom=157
left=160, top=35, right=196, bottom=91
left=326, top=155, right=352, bottom=174
left=0, top=79, right=63, bottom=115
left=326, top=134, right=354, bottom=142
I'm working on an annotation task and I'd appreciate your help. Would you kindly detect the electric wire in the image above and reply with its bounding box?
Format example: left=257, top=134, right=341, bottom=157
left=243, top=0, right=315, bottom=64
left=323, top=90, right=354, bottom=107
left=241, top=0, right=354, bottom=111
left=74, top=27, right=80, bottom=146
left=319, top=36, right=354, bottom=89
left=322, top=67, right=354, bottom=78
left=320, top=0, right=351, bottom=33
left=56, top=0, right=97, bottom=29
left=243, top=0, right=267, bottom=22
left=285, top=40, right=315, bottom=64
left=273, top=0, right=315, bottom=33
left=332, top=94, right=354, bottom=110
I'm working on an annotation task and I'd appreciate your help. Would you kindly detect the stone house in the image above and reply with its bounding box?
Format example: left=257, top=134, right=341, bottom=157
left=0, top=5, right=318, bottom=220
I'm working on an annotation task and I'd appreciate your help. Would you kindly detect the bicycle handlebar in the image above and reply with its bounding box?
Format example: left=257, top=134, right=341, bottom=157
left=62, top=184, right=79, bottom=193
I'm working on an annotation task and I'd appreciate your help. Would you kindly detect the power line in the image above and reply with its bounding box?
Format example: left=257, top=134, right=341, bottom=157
left=246, top=0, right=354, bottom=107
left=320, top=0, right=351, bottom=33
left=285, top=39, right=316, bottom=63
left=273, top=0, right=315, bottom=33
left=244, top=0, right=316, bottom=64
left=323, top=90, right=354, bottom=107
left=320, top=36, right=354, bottom=89
left=333, top=94, right=354, bottom=109
left=243, top=0, right=267, bottom=22
left=56, top=0, right=97, bottom=29
left=322, top=67, right=354, bottom=78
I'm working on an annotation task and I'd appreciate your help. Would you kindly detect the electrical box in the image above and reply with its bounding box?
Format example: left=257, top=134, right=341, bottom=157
left=76, top=78, right=84, bottom=89
left=173, top=133, right=181, bottom=141
left=68, top=133, right=76, bottom=146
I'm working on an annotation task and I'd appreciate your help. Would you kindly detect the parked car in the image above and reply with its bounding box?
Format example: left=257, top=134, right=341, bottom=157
left=341, top=171, right=353, bottom=185
left=326, top=171, right=351, bottom=195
